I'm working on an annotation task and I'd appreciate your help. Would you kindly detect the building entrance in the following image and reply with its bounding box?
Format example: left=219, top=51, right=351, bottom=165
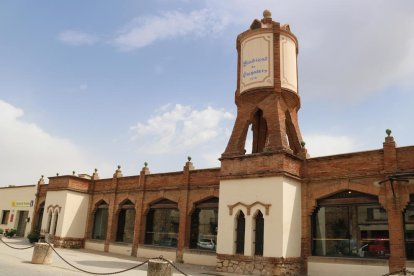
left=16, top=211, right=29, bottom=237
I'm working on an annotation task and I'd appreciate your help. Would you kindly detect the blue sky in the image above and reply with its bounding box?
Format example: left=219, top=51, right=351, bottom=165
left=1, top=0, right=414, bottom=186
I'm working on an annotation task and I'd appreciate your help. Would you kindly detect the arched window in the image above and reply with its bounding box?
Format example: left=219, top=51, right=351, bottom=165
left=116, top=200, right=135, bottom=243
left=145, top=199, right=179, bottom=247
left=46, top=211, right=53, bottom=233
left=36, top=202, right=45, bottom=231
left=92, top=202, right=108, bottom=240
left=312, top=190, right=389, bottom=258
left=52, top=211, right=59, bottom=236
left=254, top=210, right=264, bottom=256
left=235, top=211, right=245, bottom=254
left=190, top=197, right=219, bottom=251
left=404, top=194, right=414, bottom=259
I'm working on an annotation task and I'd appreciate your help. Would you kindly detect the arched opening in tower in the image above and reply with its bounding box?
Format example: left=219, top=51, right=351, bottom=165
left=285, top=111, right=299, bottom=154
left=251, top=109, right=268, bottom=153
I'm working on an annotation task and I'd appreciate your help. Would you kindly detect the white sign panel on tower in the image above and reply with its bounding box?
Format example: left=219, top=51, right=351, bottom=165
left=240, top=32, right=274, bottom=93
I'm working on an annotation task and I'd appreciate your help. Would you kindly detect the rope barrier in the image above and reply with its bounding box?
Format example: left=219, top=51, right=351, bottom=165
left=382, top=268, right=414, bottom=275
left=0, top=237, right=188, bottom=275
left=0, top=237, right=35, bottom=250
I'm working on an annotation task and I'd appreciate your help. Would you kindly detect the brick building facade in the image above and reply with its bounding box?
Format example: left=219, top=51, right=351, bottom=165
left=5, top=10, right=413, bottom=276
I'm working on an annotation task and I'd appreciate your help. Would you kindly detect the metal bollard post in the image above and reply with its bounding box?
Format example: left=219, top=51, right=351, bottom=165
left=147, top=259, right=172, bottom=276
left=31, top=242, right=54, bottom=264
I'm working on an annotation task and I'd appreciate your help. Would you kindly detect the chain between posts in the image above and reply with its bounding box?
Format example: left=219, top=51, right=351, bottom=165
left=0, top=237, right=35, bottom=250
left=1, top=237, right=188, bottom=275
left=382, top=268, right=414, bottom=276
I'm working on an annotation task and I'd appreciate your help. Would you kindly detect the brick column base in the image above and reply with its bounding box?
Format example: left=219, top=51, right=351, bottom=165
left=216, top=254, right=303, bottom=275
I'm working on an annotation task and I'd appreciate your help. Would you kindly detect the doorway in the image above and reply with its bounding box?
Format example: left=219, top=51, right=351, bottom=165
left=16, top=211, right=29, bottom=237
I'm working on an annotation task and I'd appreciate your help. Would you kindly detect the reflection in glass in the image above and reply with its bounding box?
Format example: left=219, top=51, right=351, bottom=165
left=312, top=204, right=389, bottom=258
left=404, top=204, right=414, bottom=259
left=92, top=204, right=108, bottom=240
left=145, top=208, right=179, bottom=247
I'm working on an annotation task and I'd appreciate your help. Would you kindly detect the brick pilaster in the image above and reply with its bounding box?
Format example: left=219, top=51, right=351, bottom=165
left=383, top=134, right=405, bottom=272
left=131, top=165, right=149, bottom=256
left=176, top=159, right=193, bottom=262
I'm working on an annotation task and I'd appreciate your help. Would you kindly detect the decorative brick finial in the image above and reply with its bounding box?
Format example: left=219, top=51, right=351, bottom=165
left=144, top=162, right=148, bottom=168
left=41, top=175, right=44, bottom=179
left=117, top=165, right=121, bottom=170
left=72, top=171, right=76, bottom=175
left=56, top=173, right=59, bottom=176
left=300, top=141, right=306, bottom=148
left=263, top=10, right=272, bottom=19
left=187, top=156, right=192, bottom=162
left=386, top=129, right=392, bottom=137
left=94, top=168, right=98, bottom=173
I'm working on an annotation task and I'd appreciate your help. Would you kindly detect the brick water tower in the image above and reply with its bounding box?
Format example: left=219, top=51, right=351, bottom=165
left=217, top=10, right=306, bottom=275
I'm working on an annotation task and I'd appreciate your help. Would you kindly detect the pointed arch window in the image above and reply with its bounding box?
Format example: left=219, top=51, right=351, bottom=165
left=92, top=202, right=108, bottom=240
left=116, top=200, right=135, bottom=243
left=52, top=211, right=59, bottom=235
left=190, top=197, right=219, bottom=251
left=235, top=211, right=245, bottom=254
left=145, top=199, right=179, bottom=247
left=254, top=210, right=264, bottom=256
left=46, top=211, right=53, bottom=233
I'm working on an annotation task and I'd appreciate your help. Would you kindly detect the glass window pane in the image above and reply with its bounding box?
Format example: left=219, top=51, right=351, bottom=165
left=312, top=204, right=389, bottom=258
left=404, top=205, right=414, bottom=259
left=145, top=208, right=179, bottom=247
left=190, top=208, right=218, bottom=251
left=92, top=208, right=108, bottom=240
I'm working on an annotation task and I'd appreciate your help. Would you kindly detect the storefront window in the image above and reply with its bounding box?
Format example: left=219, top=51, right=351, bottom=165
left=116, top=200, right=135, bottom=243
left=92, top=202, right=108, bottom=240
left=189, top=197, right=218, bottom=251
left=145, top=199, right=179, bottom=247
left=404, top=199, right=414, bottom=259
left=312, top=190, right=389, bottom=259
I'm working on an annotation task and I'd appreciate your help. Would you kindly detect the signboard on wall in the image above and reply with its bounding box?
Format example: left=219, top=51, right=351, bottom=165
left=11, top=200, right=34, bottom=208
left=240, top=32, right=274, bottom=93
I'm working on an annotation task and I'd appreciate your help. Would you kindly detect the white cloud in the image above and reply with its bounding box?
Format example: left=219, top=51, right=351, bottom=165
left=130, top=104, right=233, bottom=154
left=203, top=0, right=414, bottom=102
left=0, top=100, right=109, bottom=186
left=113, top=9, right=228, bottom=50
left=303, top=134, right=358, bottom=158
left=58, top=30, right=99, bottom=46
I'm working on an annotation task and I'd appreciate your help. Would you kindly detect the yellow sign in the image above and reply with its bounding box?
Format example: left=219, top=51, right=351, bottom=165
left=11, top=200, right=34, bottom=208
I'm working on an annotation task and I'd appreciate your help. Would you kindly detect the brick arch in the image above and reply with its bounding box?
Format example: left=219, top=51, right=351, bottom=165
left=115, top=198, right=135, bottom=211
left=187, top=194, right=219, bottom=216
left=308, top=181, right=382, bottom=215
left=143, top=196, right=179, bottom=216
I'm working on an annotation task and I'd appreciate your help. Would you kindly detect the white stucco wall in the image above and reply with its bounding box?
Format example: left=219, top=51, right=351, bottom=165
left=183, top=252, right=217, bottom=266
left=108, top=243, right=133, bottom=256
left=280, top=34, right=298, bottom=93
left=217, top=176, right=301, bottom=257
left=42, top=190, right=89, bottom=238
left=0, top=185, right=36, bottom=237
left=85, top=240, right=105, bottom=251
left=137, top=246, right=177, bottom=261
left=308, top=260, right=389, bottom=276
